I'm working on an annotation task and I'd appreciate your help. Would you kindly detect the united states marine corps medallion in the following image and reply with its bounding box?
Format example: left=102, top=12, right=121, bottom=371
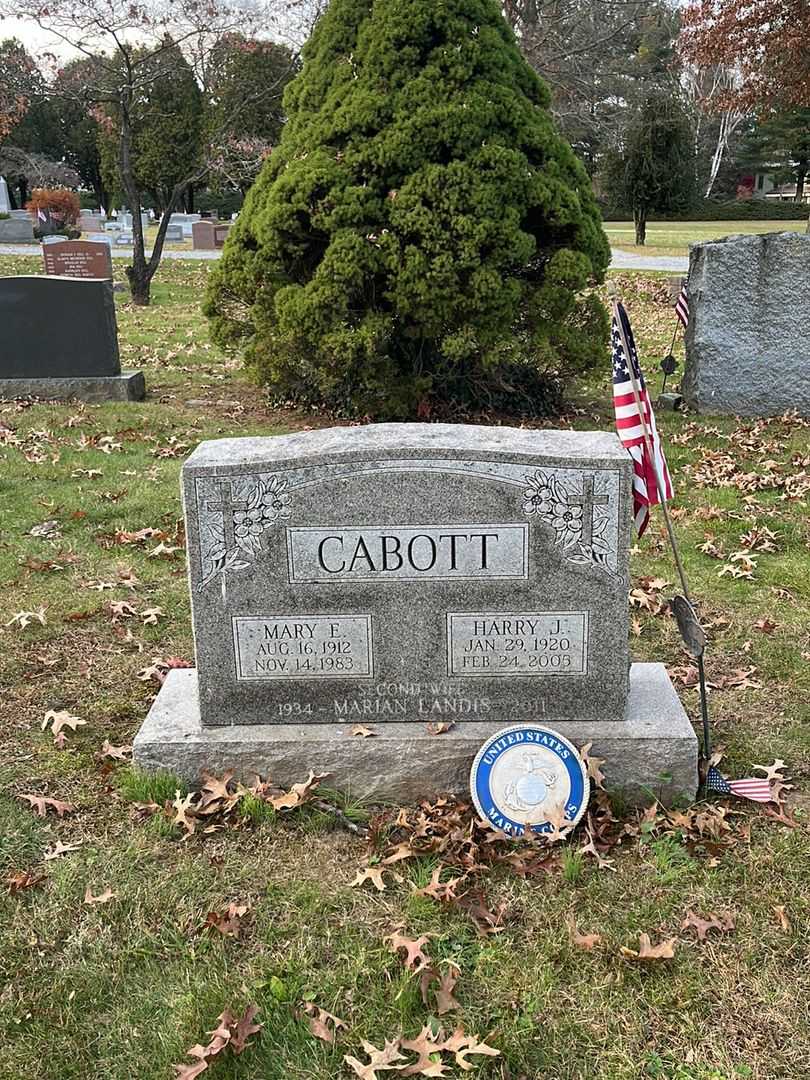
left=470, top=724, right=590, bottom=836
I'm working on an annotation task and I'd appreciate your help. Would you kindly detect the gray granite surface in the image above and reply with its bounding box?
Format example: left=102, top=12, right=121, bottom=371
left=682, top=232, right=810, bottom=415
left=0, top=371, right=145, bottom=402
left=183, top=426, right=634, bottom=728
left=134, top=663, right=698, bottom=806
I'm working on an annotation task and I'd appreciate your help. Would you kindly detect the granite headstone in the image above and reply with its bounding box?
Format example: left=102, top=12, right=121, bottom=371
left=683, top=232, right=810, bottom=416
left=134, top=424, right=697, bottom=804
left=43, top=239, right=113, bottom=279
left=0, top=276, right=144, bottom=401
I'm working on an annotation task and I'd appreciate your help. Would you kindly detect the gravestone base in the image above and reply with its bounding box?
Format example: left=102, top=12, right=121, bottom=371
left=134, top=662, right=698, bottom=807
left=0, top=370, right=145, bottom=403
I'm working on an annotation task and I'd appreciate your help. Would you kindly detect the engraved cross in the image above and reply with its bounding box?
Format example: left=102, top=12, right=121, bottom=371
left=566, top=474, right=609, bottom=547
left=206, top=479, right=247, bottom=551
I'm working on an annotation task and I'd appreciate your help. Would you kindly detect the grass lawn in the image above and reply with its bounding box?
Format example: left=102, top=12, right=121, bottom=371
left=604, top=219, right=808, bottom=258
left=1, top=257, right=808, bottom=1080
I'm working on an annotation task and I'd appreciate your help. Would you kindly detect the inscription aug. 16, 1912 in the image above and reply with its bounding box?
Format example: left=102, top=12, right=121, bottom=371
left=183, top=425, right=633, bottom=728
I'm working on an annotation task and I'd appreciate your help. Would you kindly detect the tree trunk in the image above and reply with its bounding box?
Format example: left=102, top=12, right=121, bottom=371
left=633, top=204, right=647, bottom=246
left=187, top=183, right=195, bottom=212
left=795, top=161, right=807, bottom=204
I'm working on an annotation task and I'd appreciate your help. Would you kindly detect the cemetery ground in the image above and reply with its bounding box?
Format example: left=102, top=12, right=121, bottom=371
left=604, top=219, right=808, bottom=258
left=1, top=255, right=809, bottom=1080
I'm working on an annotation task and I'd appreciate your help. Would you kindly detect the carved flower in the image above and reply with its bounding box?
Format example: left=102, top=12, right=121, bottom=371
left=551, top=503, right=583, bottom=544
left=522, top=481, right=555, bottom=516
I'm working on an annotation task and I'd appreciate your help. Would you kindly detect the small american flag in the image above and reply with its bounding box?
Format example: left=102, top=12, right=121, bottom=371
left=706, top=765, right=773, bottom=803
left=675, top=282, right=689, bottom=328
left=612, top=302, right=673, bottom=535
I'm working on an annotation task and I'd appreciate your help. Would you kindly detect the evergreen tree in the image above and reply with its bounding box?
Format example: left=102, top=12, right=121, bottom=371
left=205, top=0, right=610, bottom=419
left=602, top=87, right=696, bottom=244
left=739, top=109, right=810, bottom=203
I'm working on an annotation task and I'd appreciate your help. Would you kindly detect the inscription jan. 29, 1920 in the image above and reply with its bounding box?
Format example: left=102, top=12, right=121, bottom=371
left=233, top=615, right=373, bottom=680
left=446, top=612, right=588, bottom=677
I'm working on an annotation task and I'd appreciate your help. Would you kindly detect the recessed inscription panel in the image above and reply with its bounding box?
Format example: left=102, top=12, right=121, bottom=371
left=233, top=615, right=373, bottom=680
left=286, top=524, right=528, bottom=583
left=447, top=612, right=588, bottom=677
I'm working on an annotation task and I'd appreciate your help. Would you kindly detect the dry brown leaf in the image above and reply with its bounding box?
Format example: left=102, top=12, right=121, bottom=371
left=344, top=1038, right=406, bottom=1080
left=350, top=866, right=388, bottom=892
left=680, top=910, right=735, bottom=941
left=4, top=869, right=44, bottom=894
left=568, top=919, right=602, bottom=951
left=5, top=607, right=47, bottom=629
left=84, top=886, right=116, bottom=905
left=173, top=1004, right=261, bottom=1078
left=386, top=929, right=434, bottom=972
left=300, top=1002, right=348, bottom=1045
left=400, top=1025, right=449, bottom=1076
left=350, top=725, right=377, bottom=737
left=424, top=964, right=461, bottom=1015
left=43, top=840, right=82, bottom=860
left=620, top=932, right=677, bottom=962
left=425, top=722, right=455, bottom=735
left=269, top=770, right=329, bottom=811
left=18, top=793, right=76, bottom=818
left=442, top=1028, right=501, bottom=1071
left=772, top=905, right=791, bottom=932
left=41, top=709, right=86, bottom=738
left=98, top=741, right=132, bottom=762
left=203, top=901, right=251, bottom=938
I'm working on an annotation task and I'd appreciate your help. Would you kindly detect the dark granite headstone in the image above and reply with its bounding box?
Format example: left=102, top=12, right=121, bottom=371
left=0, top=276, right=120, bottom=378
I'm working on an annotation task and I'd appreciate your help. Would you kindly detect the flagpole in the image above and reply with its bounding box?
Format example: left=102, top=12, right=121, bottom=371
left=607, top=283, right=713, bottom=770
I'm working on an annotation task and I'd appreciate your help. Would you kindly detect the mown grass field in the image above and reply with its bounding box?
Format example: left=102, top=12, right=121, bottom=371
left=604, top=219, right=807, bottom=258
left=1, top=256, right=808, bottom=1080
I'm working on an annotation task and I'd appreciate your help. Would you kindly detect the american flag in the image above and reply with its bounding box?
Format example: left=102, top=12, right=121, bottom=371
left=706, top=765, right=773, bottom=803
left=611, top=302, right=673, bottom=535
left=675, top=282, right=689, bottom=328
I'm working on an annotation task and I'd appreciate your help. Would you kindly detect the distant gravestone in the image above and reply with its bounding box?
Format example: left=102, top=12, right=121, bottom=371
left=0, top=277, right=144, bottom=401
left=165, top=223, right=184, bottom=242
left=213, top=223, right=231, bottom=247
left=87, top=232, right=113, bottom=247
left=0, top=175, right=10, bottom=213
left=42, top=239, right=113, bottom=280
left=168, top=212, right=201, bottom=238
left=134, top=424, right=697, bottom=804
left=192, top=220, right=216, bottom=249
left=0, top=180, right=35, bottom=243
left=78, top=212, right=106, bottom=233
left=683, top=232, right=810, bottom=416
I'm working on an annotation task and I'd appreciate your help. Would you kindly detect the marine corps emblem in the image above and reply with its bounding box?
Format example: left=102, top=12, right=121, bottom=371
left=470, top=724, right=589, bottom=836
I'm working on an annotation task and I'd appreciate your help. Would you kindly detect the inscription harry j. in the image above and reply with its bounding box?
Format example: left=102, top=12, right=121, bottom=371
left=233, top=615, right=373, bottom=680
left=286, top=524, right=528, bottom=583
left=447, top=612, right=588, bottom=677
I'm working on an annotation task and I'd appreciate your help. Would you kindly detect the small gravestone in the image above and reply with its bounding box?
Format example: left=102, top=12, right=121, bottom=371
left=165, top=223, right=184, bottom=242
left=42, top=239, right=113, bottom=280
left=0, top=178, right=35, bottom=243
left=683, top=232, right=810, bottom=415
left=168, top=212, right=201, bottom=238
left=192, top=220, right=216, bottom=249
left=0, top=276, right=144, bottom=402
left=78, top=212, right=106, bottom=233
left=134, top=424, right=697, bottom=804
left=213, top=223, right=231, bottom=247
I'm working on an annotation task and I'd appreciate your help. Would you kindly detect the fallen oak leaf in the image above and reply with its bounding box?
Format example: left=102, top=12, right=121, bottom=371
left=680, top=910, right=735, bottom=942
left=97, top=741, right=132, bottom=762
left=350, top=725, right=377, bottom=737
left=400, top=1025, right=449, bottom=1076
left=4, top=869, right=44, bottom=894
left=620, top=932, right=677, bottom=962
left=5, top=607, right=47, bottom=629
left=772, top=905, right=791, bottom=932
left=299, top=1002, right=348, bottom=1045
left=386, top=928, right=434, bottom=972
left=84, top=886, right=116, bottom=905
left=344, top=1038, right=406, bottom=1080
left=269, top=770, right=329, bottom=811
left=425, top=721, right=455, bottom=735
left=419, top=963, right=462, bottom=1015
left=41, top=709, right=86, bottom=738
left=18, top=793, right=76, bottom=818
left=351, top=866, right=401, bottom=892
left=567, top=919, right=602, bottom=951
left=442, top=1028, right=501, bottom=1072
left=140, top=606, right=166, bottom=625
left=203, top=901, right=250, bottom=938
left=43, top=840, right=82, bottom=860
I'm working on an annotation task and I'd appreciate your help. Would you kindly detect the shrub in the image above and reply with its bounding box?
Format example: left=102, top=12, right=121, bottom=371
left=26, top=187, right=82, bottom=239
left=601, top=198, right=809, bottom=222
left=205, top=0, right=610, bottom=419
